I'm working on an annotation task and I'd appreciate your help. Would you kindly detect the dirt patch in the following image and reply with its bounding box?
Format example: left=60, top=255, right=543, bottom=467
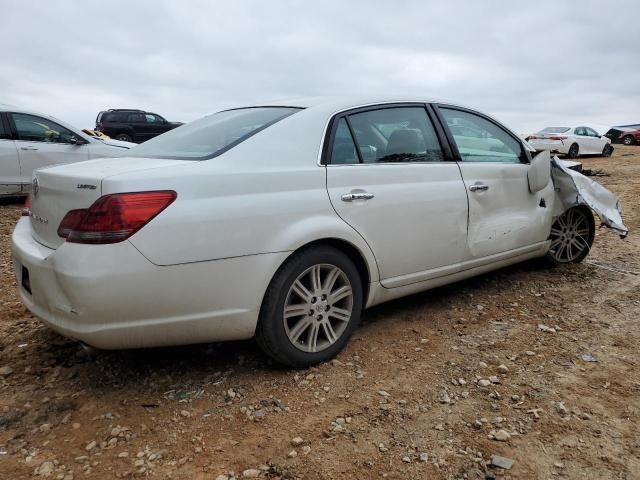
left=1, top=147, right=639, bottom=479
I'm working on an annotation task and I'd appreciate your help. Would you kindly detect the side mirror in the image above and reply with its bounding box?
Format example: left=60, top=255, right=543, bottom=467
left=69, top=136, right=85, bottom=146
left=527, top=150, right=551, bottom=193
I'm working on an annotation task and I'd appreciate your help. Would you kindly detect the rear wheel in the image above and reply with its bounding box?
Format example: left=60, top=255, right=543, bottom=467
left=622, top=135, right=635, bottom=146
left=567, top=143, right=579, bottom=158
left=546, top=207, right=595, bottom=265
left=115, top=133, right=132, bottom=142
left=256, top=246, right=363, bottom=367
left=602, top=144, right=613, bottom=157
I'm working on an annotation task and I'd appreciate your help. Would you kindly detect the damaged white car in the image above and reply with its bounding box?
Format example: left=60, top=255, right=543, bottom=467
left=11, top=98, right=628, bottom=367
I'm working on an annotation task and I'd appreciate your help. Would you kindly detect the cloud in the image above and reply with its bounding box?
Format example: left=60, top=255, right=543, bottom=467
left=1, top=0, right=638, bottom=132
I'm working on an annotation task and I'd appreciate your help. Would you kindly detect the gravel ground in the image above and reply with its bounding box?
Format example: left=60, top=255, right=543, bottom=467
left=1, top=146, right=639, bottom=479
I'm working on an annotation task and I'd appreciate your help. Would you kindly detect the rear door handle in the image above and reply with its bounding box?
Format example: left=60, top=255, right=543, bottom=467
left=341, top=192, right=375, bottom=202
left=20, top=147, right=39, bottom=151
left=469, top=183, right=489, bottom=192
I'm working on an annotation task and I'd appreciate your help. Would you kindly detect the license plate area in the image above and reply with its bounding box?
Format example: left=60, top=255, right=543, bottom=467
left=21, top=266, right=32, bottom=294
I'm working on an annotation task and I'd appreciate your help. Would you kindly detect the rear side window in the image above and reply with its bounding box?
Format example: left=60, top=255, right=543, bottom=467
left=103, top=113, right=124, bottom=122
left=0, top=114, right=9, bottom=139
left=440, top=108, right=525, bottom=163
left=330, top=119, right=359, bottom=164
left=129, top=107, right=301, bottom=160
left=330, top=107, right=443, bottom=164
left=127, top=113, right=145, bottom=122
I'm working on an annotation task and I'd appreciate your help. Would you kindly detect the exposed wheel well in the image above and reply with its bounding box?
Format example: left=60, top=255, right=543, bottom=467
left=287, top=238, right=371, bottom=304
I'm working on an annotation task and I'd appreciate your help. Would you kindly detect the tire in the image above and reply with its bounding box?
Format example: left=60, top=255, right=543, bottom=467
left=602, top=144, right=613, bottom=157
left=545, top=206, right=595, bottom=266
left=255, top=245, right=363, bottom=368
left=115, top=133, right=133, bottom=142
left=622, top=135, right=635, bottom=146
left=567, top=143, right=579, bottom=158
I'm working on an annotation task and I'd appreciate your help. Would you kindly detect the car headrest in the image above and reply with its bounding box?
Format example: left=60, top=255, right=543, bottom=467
left=385, top=129, right=421, bottom=157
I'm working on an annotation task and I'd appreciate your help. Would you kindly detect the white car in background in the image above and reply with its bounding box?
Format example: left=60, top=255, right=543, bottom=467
left=11, top=97, right=627, bottom=367
left=527, top=126, right=613, bottom=158
left=0, top=106, right=134, bottom=196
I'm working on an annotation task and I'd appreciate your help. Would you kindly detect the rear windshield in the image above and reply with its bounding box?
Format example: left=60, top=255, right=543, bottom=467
left=540, top=127, right=570, bottom=133
left=129, top=107, right=301, bottom=160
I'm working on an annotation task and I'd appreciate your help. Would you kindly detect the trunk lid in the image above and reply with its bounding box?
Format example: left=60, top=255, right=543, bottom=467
left=29, top=157, right=189, bottom=249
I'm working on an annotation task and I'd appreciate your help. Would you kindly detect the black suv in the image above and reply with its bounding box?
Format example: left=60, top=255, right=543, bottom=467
left=95, top=109, right=182, bottom=143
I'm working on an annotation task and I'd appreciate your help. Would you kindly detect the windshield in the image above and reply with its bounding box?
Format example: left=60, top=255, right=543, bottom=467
left=540, top=127, right=570, bottom=133
left=129, top=107, right=301, bottom=160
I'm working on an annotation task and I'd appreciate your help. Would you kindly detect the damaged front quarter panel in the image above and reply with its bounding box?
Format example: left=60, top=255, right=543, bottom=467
left=550, top=156, right=628, bottom=238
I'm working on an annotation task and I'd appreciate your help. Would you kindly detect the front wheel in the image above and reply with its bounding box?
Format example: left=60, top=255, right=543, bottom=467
left=115, top=133, right=133, bottom=142
left=545, top=207, right=595, bottom=265
left=622, top=135, right=635, bottom=146
left=256, top=246, right=363, bottom=367
left=602, top=144, right=613, bottom=157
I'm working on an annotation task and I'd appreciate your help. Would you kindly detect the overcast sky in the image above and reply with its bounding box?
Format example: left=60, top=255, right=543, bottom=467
left=1, top=1, right=638, bottom=133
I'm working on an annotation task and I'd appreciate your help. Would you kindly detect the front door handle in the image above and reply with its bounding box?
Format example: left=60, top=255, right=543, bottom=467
left=20, top=147, right=39, bottom=151
left=469, top=183, right=489, bottom=192
left=341, top=192, right=375, bottom=202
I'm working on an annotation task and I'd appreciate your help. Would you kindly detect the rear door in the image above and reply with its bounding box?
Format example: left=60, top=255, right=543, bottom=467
left=8, top=112, right=90, bottom=185
left=0, top=113, right=22, bottom=194
left=435, top=105, right=554, bottom=260
left=124, top=113, right=147, bottom=141
left=573, top=126, right=592, bottom=154
left=325, top=104, right=470, bottom=288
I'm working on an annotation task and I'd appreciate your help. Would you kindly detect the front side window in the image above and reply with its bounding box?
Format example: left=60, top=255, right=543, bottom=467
left=585, top=127, right=599, bottom=137
left=342, top=107, right=443, bottom=163
left=129, top=107, right=300, bottom=160
left=11, top=113, right=76, bottom=144
left=440, top=108, right=524, bottom=163
left=145, top=114, right=163, bottom=123
left=574, top=127, right=587, bottom=136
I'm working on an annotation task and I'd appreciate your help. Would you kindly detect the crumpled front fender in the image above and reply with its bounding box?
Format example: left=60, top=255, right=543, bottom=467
left=551, top=157, right=628, bottom=238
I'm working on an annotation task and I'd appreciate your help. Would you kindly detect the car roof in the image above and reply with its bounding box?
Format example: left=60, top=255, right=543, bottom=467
left=223, top=96, right=467, bottom=112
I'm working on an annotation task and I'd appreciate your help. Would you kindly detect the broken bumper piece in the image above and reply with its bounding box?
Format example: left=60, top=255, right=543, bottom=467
left=551, top=157, right=628, bottom=238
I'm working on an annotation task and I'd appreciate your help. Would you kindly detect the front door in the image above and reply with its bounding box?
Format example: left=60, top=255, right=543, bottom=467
left=437, top=106, right=555, bottom=259
left=325, top=105, right=469, bottom=288
left=9, top=113, right=90, bottom=185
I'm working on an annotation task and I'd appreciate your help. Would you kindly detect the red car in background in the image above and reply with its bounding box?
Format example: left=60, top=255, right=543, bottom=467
left=605, top=125, right=640, bottom=145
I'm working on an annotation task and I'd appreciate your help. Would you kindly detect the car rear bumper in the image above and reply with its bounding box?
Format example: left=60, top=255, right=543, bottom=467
left=11, top=218, right=288, bottom=349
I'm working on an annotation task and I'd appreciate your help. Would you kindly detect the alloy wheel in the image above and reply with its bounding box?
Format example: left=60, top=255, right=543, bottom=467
left=549, top=209, right=591, bottom=263
left=283, top=264, right=353, bottom=353
left=623, top=136, right=633, bottom=145
left=568, top=144, right=579, bottom=158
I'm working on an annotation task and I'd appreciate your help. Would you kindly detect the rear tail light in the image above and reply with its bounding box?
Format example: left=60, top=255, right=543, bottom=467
left=57, top=209, right=88, bottom=239
left=59, top=191, right=176, bottom=244
left=22, top=195, right=30, bottom=216
left=549, top=136, right=567, bottom=141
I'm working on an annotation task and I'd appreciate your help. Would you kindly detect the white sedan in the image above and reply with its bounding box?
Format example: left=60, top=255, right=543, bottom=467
left=0, top=106, right=134, bottom=196
left=527, top=126, right=613, bottom=158
left=11, top=98, right=627, bottom=367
